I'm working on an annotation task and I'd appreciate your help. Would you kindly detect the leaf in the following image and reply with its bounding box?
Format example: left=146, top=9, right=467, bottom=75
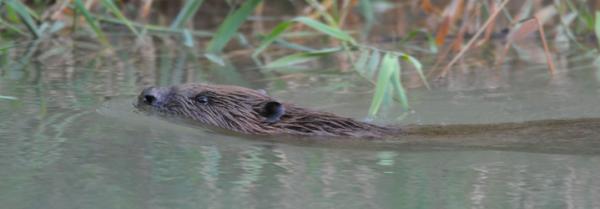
left=206, top=0, right=263, bottom=53
left=170, top=0, right=205, bottom=29
left=293, top=16, right=356, bottom=44
left=368, top=53, right=395, bottom=117
left=101, top=0, right=140, bottom=36
left=264, top=48, right=342, bottom=70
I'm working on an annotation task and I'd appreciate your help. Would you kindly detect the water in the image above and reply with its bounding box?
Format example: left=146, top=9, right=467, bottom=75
left=1, top=39, right=600, bottom=209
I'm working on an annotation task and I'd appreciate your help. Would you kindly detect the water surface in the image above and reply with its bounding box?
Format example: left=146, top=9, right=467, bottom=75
left=1, top=39, right=600, bottom=209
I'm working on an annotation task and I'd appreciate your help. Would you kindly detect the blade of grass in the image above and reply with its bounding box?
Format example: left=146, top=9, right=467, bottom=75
left=252, top=20, right=293, bottom=58
left=11, top=39, right=40, bottom=71
left=304, top=0, right=338, bottom=26
left=353, top=49, right=370, bottom=75
left=595, top=11, right=600, bottom=48
left=423, top=31, right=438, bottom=53
left=435, top=0, right=463, bottom=46
left=0, top=41, right=13, bottom=68
left=357, top=0, right=375, bottom=38
left=170, top=0, right=205, bottom=29
left=5, top=2, right=20, bottom=23
left=253, top=16, right=355, bottom=58
left=0, top=18, right=29, bottom=37
left=534, top=17, right=556, bottom=75
left=555, top=12, right=582, bottom=50
left=139, top=0, right=153, bottom=19
left=236, top=33, right=250, bottom=47
left=368, top=53, right=395, bottom=117
left=5, top=0, right=41, bottom=38
left=272, top=39, right=316, bottom=51
left=100, top=0, right=140, bottom=36
left=331, top=0, right=339, bottom=23
left=481, top=0, right=499, bottom=42
left=0, top=95, right=18, bottom=100
left=279, top=31, right=339, bottom=38
left=205, top=53, right=225, bottom=66
left=206, top=0, right=263, bottom=53
left=95, top=15, right=213, bottom=37
left=48, top=21, right=66, bottom=34
left=182, top=29, right=195, bottom=47
left=401, top=54, right=430, bottom=89
left=563, top=0, right=589, bottom=29
left=264, top=47, right=342, bottom=70
left=337, top=0, right=354, bottom=28
left=365, top=49, right=381, bottom=80
left=390, top=60, right=409, bottom=110
left=74, top=0, right=110, bottom=47
left=293, top=16, right=356, bottom=44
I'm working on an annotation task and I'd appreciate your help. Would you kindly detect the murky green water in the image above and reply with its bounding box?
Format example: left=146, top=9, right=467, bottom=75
left=1, top=39, right=600, bottom=209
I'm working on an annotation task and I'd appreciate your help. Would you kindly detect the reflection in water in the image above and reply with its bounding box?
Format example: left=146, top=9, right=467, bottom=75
left=2, top=106, right=600, bottom=209
left=1, top=38, right=600, bottom=209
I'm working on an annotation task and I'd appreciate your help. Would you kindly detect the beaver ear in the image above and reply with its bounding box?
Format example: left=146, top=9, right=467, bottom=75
left=260, top=101, right=285, bottom=123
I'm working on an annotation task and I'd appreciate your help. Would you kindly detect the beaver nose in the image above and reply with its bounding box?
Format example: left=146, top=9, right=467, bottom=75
left=140, top=87, right=168, bottom=106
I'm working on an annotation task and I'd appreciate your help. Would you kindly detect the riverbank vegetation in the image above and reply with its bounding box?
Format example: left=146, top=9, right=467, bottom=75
left=1, top=0, right=599, bottom=117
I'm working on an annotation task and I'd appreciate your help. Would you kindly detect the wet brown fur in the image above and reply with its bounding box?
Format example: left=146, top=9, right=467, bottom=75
left=137, top=83, right=600, bottom=142
left=137, top=83, right=400, bottom=138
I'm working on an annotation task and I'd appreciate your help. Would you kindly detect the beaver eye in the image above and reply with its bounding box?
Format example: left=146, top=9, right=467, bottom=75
left=195, top=94, right=209, bottom=104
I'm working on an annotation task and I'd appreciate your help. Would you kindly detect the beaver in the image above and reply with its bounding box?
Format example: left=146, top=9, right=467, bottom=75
left=136, top=83, right=399, bottom=138
left=136, top=83, right=600, bottom=141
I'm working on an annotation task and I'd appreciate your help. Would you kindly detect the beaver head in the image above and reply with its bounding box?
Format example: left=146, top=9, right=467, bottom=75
left=137, top=83, right=399, bottom=138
